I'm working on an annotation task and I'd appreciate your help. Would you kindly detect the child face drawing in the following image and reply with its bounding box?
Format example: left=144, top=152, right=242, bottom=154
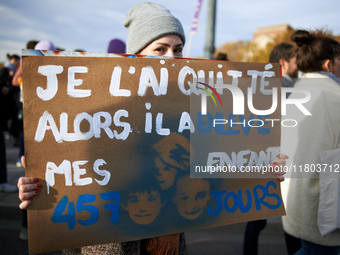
left=173, top=176, right=210, bottom=220
left=155, top=156, right=177, bottom=190
left=124, top=190, right=163, bottom=225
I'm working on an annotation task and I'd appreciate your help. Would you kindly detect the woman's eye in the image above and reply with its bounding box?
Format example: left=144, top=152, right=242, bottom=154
left=155, top=48, right=165, bottom=53
left=174, top=48, right=183, bottom=53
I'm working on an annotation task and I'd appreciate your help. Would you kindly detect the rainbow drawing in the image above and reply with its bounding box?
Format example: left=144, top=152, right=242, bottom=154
left=197, top=82, right=223, bottom=106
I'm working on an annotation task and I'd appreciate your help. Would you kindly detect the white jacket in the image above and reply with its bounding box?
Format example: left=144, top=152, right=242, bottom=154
left=280, top=72, right=340, bottom=246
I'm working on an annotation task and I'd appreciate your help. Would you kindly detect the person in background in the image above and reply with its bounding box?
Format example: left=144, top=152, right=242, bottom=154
left=243, top=42, right=299, bottom=255
left=13, top=41, right=38, bottom=168
left=6, top=54, right=20, bottom=71
left=2, top=54, right=21, bottom=146
left=269, top=42, right=298, bottom=97
left=12, top=40, right=39, bottom=89
left=34, top=40, right=57, bottom=51
left=13, top=40, right=55, bottom=167
left=215, top=52, right=229, bottom=61
left=7, top=54, right=21, bottom=145
left=0, top=61, right=18, bottom=136
left=0, top=58, right=18, bottom=193
left=107, top=38, right=126, bottom=54
left=0, top=127, right=18, bottom=192
left=12, top=39, right=48, bottom=240
left=281, top=29, right=340, bottom=255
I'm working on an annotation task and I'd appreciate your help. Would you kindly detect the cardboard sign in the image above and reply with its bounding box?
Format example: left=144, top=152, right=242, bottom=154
left=22, top=51, right=284, bottom=254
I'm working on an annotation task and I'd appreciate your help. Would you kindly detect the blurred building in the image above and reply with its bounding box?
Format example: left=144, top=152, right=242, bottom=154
left=335, top=35, right=340, bottom=43
left=253, top=24, right=293, bottom=49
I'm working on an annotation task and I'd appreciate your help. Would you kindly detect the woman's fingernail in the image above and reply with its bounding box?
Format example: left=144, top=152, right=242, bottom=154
left=273, top=162, right=277, bottom=165
left=29, top=198, right=33, bottom=201
left=37, top=184, right=42, bottom=188
left=35, top=189, right=40, bottom=193
left=34, top=178, right=39, bottom=182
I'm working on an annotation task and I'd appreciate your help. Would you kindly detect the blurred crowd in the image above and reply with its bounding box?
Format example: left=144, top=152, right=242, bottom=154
left=0, top=38, right=126, bottom=156
left=0, top=38, right=127, bottom=240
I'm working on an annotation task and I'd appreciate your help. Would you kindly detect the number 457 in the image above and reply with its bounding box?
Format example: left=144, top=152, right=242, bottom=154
left=51, top=192, right=120, bottom=230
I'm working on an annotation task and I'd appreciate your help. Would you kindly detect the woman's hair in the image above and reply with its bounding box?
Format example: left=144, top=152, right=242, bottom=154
left=6, top=53, right=20, bottom=61
left=291, top=29, right=340, bottom=72
left=269, top=43, right=296, bottom=63
left=26, top=40, right=39, bottom=50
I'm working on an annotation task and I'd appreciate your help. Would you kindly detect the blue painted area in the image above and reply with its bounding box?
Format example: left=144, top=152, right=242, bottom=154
left=76, top=194, right=99, bottom=226
left=100, top=192, right=120, bottom=224
left=196, top=112, right=272, bottom=135
left=207, top=181, right=282, bottom=216
left=51, top=196, right=76, bottom=230
left=51, top=182, right=281, bottom=229
left=253, top=181, right=281, bottom=210
left=207, top=190, right=227, bottom=216
left=51, top=192, right=120, bottom=229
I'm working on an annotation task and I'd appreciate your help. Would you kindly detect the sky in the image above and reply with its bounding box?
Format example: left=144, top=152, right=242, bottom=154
left=1, top=0, right=340, bottom=63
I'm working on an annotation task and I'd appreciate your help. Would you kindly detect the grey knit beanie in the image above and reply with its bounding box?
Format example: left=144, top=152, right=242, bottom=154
left=124, top=1, right=186, bottom=54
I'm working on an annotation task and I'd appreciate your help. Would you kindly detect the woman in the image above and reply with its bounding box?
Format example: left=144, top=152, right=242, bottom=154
left=18, top=2, right=286, bottom=254
left=18, top=0, right=185, bottom=211
left=281, top=29, right=340, bottom=254
left=18, top=2, right=187, bottom=255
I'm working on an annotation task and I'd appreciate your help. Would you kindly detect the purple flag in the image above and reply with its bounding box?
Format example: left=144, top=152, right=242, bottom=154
left=190, top=0, right=203, bottom=34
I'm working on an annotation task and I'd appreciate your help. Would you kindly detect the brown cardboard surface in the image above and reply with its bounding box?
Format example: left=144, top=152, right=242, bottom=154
left=22, top=55, right=284, bottom=254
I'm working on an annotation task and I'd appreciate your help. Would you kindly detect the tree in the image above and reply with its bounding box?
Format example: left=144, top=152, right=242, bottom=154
left=216, top=30, right=295, bottom=63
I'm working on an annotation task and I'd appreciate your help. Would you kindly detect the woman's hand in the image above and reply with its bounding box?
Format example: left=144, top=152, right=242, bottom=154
left=17, top=156, right=42, bottom=210
left=271, top=153, right=288, bottom=181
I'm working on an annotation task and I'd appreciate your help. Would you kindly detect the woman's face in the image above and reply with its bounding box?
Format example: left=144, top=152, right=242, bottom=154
left=139, top=34, right=183, bottom=58
left=10, top=58, right=20, bottom=68
left=155, top=156, right=177, bottom=190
